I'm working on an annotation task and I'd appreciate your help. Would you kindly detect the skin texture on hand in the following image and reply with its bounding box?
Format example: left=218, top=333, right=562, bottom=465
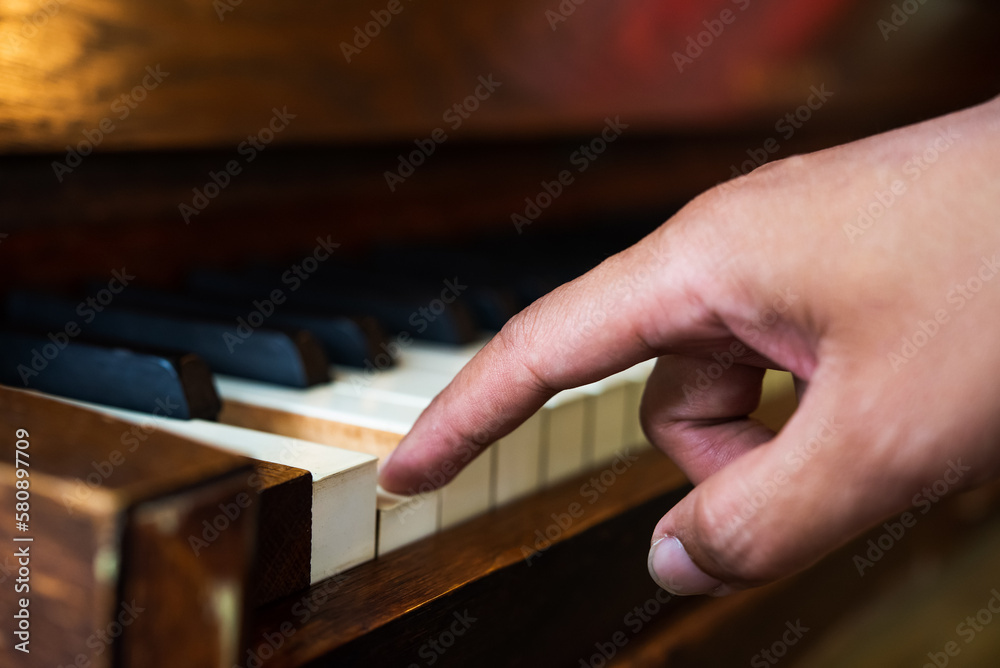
left=379, top=95, right=1000, bottom=596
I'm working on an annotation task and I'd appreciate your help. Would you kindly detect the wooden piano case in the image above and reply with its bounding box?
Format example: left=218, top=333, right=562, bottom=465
left=0, top=388, right=258, bottom=667
left=3, top=0, right=1000, bottom=665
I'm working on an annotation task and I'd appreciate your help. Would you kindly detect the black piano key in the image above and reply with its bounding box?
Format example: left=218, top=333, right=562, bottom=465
left=346, top=265, right=519, bottom=331
left=464, top=289, right=519, bottom=331
left=101, top=285, right=387, bottom=368
left=269, top=311, right=385, bottom=367
left=368, top=242, right=568, bottom=310
left=303, top=263, right=517, bottom=333
left=0, top=329, right=220, bottom=420
left=5, top=293, right=329, bottom=388
left=187, top=268, right=478, bottom=345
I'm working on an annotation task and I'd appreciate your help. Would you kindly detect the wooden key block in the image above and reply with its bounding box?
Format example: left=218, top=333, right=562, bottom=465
left=0, top=387, right=256, bottom=668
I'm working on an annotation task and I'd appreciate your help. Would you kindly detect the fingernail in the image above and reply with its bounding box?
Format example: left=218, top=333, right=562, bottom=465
left=375, top=485, right=410, bottom=510
left=647, top=536, right=724, bottom=596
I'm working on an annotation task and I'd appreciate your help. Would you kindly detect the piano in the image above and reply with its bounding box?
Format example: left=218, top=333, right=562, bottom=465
left=3, top=0, right=1000, bottom=665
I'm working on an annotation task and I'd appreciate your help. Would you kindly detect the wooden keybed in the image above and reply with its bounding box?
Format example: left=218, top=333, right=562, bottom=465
left=3, top=0, right=1000, bottom=665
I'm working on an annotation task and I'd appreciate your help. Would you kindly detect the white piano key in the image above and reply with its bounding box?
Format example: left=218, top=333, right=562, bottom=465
left=331, top=365, right=450, bottom=406
left=51, top=398, right=378, bottom=582
left=377, top=488, right=441, bottom=555
left=493, top=413, right=543, bottom=505
left=402, top=338, right=490, bottom=373
left=620, top=360, right=656, bottom=450
left=583, top=380, right=629, bottom=465
left=216, top=375, right=494, bottom=550
left=343, top=340, right=546, bottom=505
left=332, top=361, right=545, bottom=498
left=334, top=352, right=549, bottom=508
left=541, top=371, right=636, bottom=485
left=439, top=448, right=495, bottom=528
left=217, top=375, right=424, bottom=442
left=340, top=343, right=617, bottom=489
left=541, top=389, right=588, bottom=485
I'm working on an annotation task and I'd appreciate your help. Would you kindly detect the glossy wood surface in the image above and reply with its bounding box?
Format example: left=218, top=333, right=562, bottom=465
left=0, top=387, right=258, bottom=667
left=250, top=447, right=689, bottom=666
left=247, top=460, right=313, bottom=607
left=5, top=0, right=989, bottom=151
left=249, top=451, right=1000, bottom=667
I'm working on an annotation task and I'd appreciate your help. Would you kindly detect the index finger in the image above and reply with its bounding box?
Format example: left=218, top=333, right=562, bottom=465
left=378, top=228, right=723, bottom=494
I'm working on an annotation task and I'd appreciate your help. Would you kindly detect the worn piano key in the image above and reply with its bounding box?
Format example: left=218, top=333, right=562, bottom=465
left=579, top=378, right=629, bottom=465
left=5, top=292, right=329, bottom=387
left=187, top=268, right=478, bottom=345
left=80, top=403, right=378, bottom=597
left=0, top=386, right=256, bottom=668
left=138, top=417, right=376, bottom=583
left=104, top=285, right=385, bottom=368
left=346, top=343, right=636, bottom=486
left=355, top=337, right=638, bottom=489
left=542, top=378, right=646, bottom=484
left=0, top=329, right=220, bottom=420
left=401, top=338, right=493, bottom=373
left=376, top=489, right=441, bottom=555
left=540, top=389, right=588, bottom=484
left=492, top=412, right=544, bottom=505
left=330, top=362, right=545, bottom=505
left=346, top=335, right=546, bottom=505
left=213, top=382, right=444, bottom=553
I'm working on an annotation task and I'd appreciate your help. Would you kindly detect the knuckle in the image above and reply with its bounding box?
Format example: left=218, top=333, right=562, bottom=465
left=493, top=308, right=553, bottom=392
left=495, top=308, right=540, bottom=360
left=709, top=153, right=810, bottom=206
left=755, top=153, right=808, bottom=178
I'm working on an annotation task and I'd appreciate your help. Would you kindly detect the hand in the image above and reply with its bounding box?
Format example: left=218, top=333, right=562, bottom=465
left=379, top=95, right=1000, bottom=596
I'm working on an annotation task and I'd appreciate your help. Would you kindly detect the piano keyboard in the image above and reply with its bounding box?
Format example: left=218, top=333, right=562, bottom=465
left=0, top=240, right=797, bottom=608
left=214, top=346, right=654, bottom=550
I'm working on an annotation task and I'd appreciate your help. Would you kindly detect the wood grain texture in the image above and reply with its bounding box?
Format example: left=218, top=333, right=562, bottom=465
left=249, top=453, right=1000, bottom=667
left=0, top=483, right=119, bottom=667
left=120, top=472, right=256, bottom=667
left=249, top=447, right=689, bottom=666
left=0, top=387, right=256, bottom=667
left=0, top=0, right=996, bottom=152
left=248, top=460, right=313, bottom=607
left=0, top=0, right=995, bottom=246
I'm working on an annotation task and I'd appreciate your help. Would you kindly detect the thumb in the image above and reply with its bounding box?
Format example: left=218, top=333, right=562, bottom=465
left=646, top=375, right=918, bottom=596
